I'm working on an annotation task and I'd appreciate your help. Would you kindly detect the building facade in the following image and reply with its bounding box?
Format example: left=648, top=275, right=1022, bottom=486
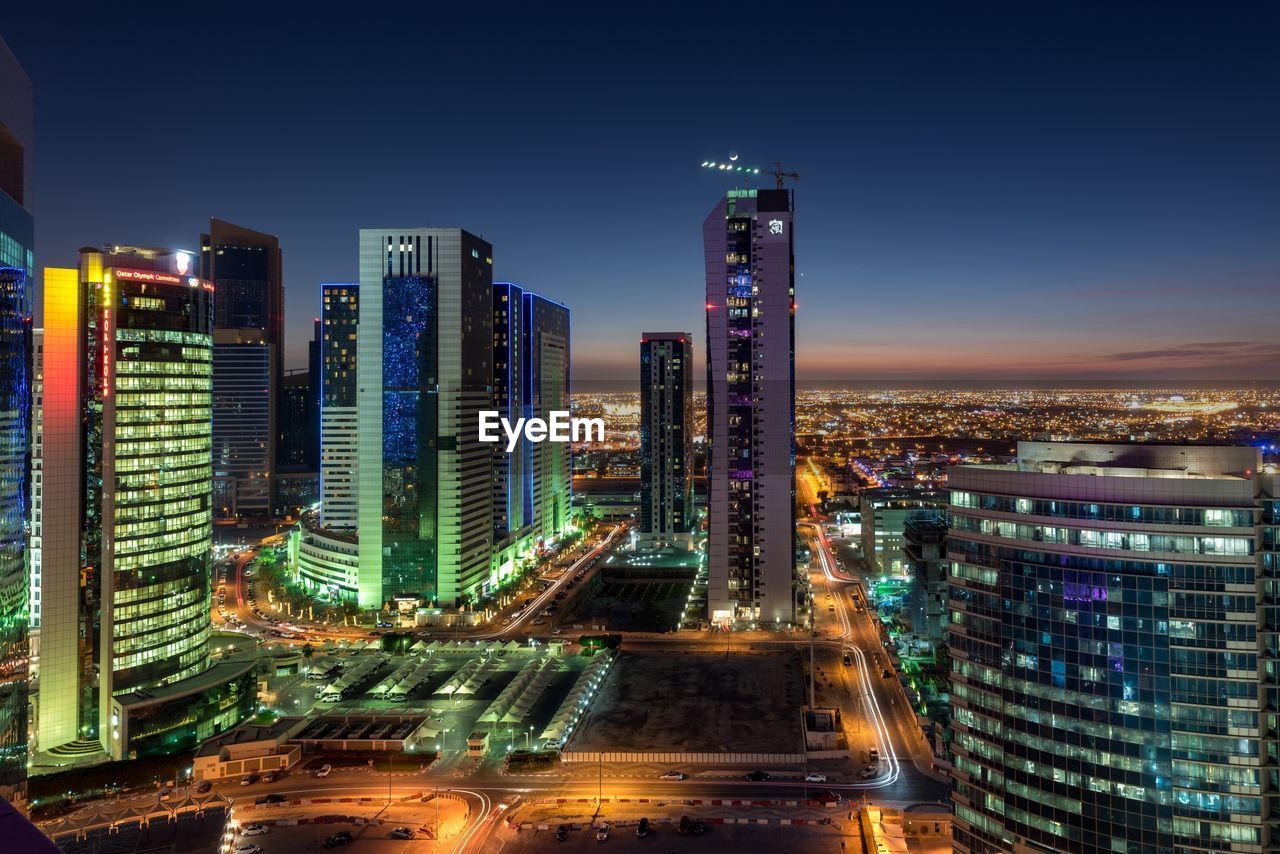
left=492, top=282, right=526, bottom=541
left=39, top=247, right=252, bottom=764
left=639, top=333, right=693, bottom=547
left=202, top=219, right=282, bottom=521
left=948, top=441, right=1279, bottom=854
left=704, top=188, right=796, bottom=626
left=0, top=34, right=33, bottom=806
left=320, top=284, right=358, bottom=530
left=521, top=292, right=571, bottom=547
left=861, top=487, right=949, bottom=575
left=357, top=229, right=495, bottom=608
left=902, top=509, right=948, bottom=643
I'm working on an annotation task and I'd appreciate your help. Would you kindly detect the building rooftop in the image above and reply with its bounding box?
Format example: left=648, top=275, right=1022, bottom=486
left=195, top=717, right=306, bottom=758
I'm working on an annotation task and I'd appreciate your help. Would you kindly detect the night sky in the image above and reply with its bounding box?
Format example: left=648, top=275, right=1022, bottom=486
left=4, top=2, right=1278, bottom=384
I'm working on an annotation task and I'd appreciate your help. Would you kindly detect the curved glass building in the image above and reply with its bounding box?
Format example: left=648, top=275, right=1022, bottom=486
left=40, top=246, right=253, bottom=763
left=949, top=441, right=1279, bottom=854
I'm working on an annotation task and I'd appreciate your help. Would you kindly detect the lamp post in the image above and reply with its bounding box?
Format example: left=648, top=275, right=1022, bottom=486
left=526, top=727, right=532, bottom=750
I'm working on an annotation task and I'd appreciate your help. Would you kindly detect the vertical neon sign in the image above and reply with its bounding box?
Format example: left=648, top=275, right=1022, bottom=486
left=101, top=275, right=112, bottom=398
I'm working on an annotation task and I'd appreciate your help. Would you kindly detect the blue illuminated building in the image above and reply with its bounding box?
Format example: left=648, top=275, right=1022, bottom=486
left=948, top=441, right=1280, bottom=854
left=0, top=34, right=32, bottom=808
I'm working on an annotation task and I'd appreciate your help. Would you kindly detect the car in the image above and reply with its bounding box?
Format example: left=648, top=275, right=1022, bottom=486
left=324, top=831, right=353, bottom=848
left=596, top=823, right=611, bottom=840
left=255, top=793, right=287, bottom=805
left=636, top=817, right=650, bottom=838
left=804, top=772, right=827, bottom=783
left=240, top=824, right=269, bottom=836
left=195, top=781, right=213, bottom=794
left=882, top=668, right=892, bottom=678
left=531, top=619, right=546, bottom=626
left=158, top=787, right=172, bottom=800
left=812, top=790, right=841, bottom=804
left=234, top=845, right=262, bottom=854
left=239, top=774, right=256, bottom=786
left=315, top=764, right=332, bottom=778
left=555, top=824, right=570, bottom=841
left=859, top=765, right=879, bottom=779
left=376, top=620, right=393, bottom=628
left=261, top=770, right=277, bottom=783
left=389, top=827, right=415, bottom=839
left=745, top=770, right=770, bottom=782
left=842, top=654, right=852, bottom=666
left=659, top=770, right=688, bottom=781
left=869, top=749, right=881, bottom=763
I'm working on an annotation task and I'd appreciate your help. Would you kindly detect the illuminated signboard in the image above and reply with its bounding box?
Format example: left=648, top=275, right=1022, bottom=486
left=113, top=268, right=182, bottom=285
left=101, top=281, right=112, bottom=398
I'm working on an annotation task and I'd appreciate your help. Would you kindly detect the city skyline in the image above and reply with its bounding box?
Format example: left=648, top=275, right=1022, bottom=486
left=3, top=3, right=1278, bottom=383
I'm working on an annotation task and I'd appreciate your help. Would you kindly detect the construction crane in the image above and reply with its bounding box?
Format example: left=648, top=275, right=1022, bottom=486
left=700, top=155, right=799, bottom=189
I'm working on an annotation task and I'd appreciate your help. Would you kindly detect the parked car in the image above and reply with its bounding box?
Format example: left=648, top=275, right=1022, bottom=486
left=195, top=781, right=212, bottom=794
left=260, top=770, right=277, bottom=783
left=556, top=824, right=569, bottom=841
left=636, top=817, right=650, bottom=838
left=869, top=748, right=880, bottom=764
left=812, top=790, right=841, bottom=804
left=389, top=827, right=415, bottom=839
left=158, top=787, right=172, bottom=800
left=240, top=824, right=269, bottom=836
left=323, top=831, right=353, bottom=848
left=255, top=793, right=287, bottom=805
left=804, top=772, right=827, bottom=782
left=233, top=845, right=261, bottom=854
left=659, top=770, right=688, bottom=781
left=315, top=764, right=332, bottom=778
left=745, top=770, right=770, bottom=782
left=239, top=774, right=256, bottom=786
left=596, top=823, right=611, bottom=840
left=860, top=765, right=879, bottom=779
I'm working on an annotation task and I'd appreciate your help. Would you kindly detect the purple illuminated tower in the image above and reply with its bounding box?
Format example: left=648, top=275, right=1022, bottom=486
left=704, top=188, right=796, bottom=626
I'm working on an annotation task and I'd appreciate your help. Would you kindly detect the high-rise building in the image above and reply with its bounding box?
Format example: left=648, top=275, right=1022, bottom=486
left=319, top=284, right=358, bottom=531
left=357, top=229, right=494, bottom=608
left=202, top=219, right=283, bottom=521
left=861, top=487, right=948, bottom=575
left=948, top=441, right=1280, bottom=854
left=704, top=188, right=796, bottom=626
left=639, top=333, right=693, bottom=548
left=521, top=292, right=571, bottom=546
left=28, top=328, right=41, bottom=643
left=0, top=34, right=32, bottom=807
left=39, top=247, right=255, bottom=764
left=492, top=282, right=526, bottom=541
left=901, top=509, right=948, bottom=643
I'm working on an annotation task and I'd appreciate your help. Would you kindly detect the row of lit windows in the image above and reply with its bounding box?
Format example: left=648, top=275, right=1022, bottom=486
left=114, top=538, right=210, bottom=572
left=951, top=491, right=1253, bottom=527
left=954, top=514, right=1255, bottom=556
left=116, top=376, right=209, bottom=392
left=116, top=422, right=211, bottom=440
left=116, top=392, right=211, bottom=408
left=117, top=329, right=211, bottom=347
left=114, top=598, right=209, bottom=643
left=113, top=628, right=209, bottom=674
left=114, top=573, right=208, bottom=606
left=116, top=360, right=212, bottom=376
left=114, top=523, right=209, bottom=558
left=116, top=480, right=211, bottom=505
left=114, top=585, right=205, bottom=623
left=117, top=467, right=212, bottom=491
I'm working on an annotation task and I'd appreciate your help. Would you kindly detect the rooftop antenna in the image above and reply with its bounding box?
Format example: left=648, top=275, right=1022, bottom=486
left=700, top=152, right=799, bottom=190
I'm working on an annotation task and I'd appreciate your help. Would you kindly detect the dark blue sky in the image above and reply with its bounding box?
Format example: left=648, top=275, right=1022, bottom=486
left=5, top=1, right=1278, bottom=382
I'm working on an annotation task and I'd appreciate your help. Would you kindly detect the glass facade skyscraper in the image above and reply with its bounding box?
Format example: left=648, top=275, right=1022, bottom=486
left=492, top=282, right=526, bottom=541
left=521, top=292, right=570, bottom=546
left=320, top=284, right=358, bottom=531
left=357, top=229, right=495, bottom=608
left=202, top=219, right=282, bottom=521
left=704, top=188, right=796, bottom=626
left=949, top=441, right=1279, bottom=854
left=639, top=333, right=693, bottom=547
left=40, top=247, right=252, bottom=763
left=0, top=33, right=33, bottom=807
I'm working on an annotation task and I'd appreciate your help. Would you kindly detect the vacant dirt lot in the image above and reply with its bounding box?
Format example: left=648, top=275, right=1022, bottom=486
left=571, top=649, right=804, bottom=753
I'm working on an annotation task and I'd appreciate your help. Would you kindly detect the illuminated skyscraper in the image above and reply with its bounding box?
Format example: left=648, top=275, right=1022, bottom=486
left=0, top=33, right=32, bottom=806
left=521, top=292, right=571, bottom=545
left=320, top=284, right=358, bottom=530
left=357, top=229, right=494, bottom=608
left=39, top=247, right=254, bottom=764
left=492, top=282, right=526, bottom=540
left=949, top=441, right=1280, bottom=854
left=202, top=219, right=283, bottom=521
left=704, top=188, right=796, bottom=626
left=639, top=333, right=693, bottom=547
